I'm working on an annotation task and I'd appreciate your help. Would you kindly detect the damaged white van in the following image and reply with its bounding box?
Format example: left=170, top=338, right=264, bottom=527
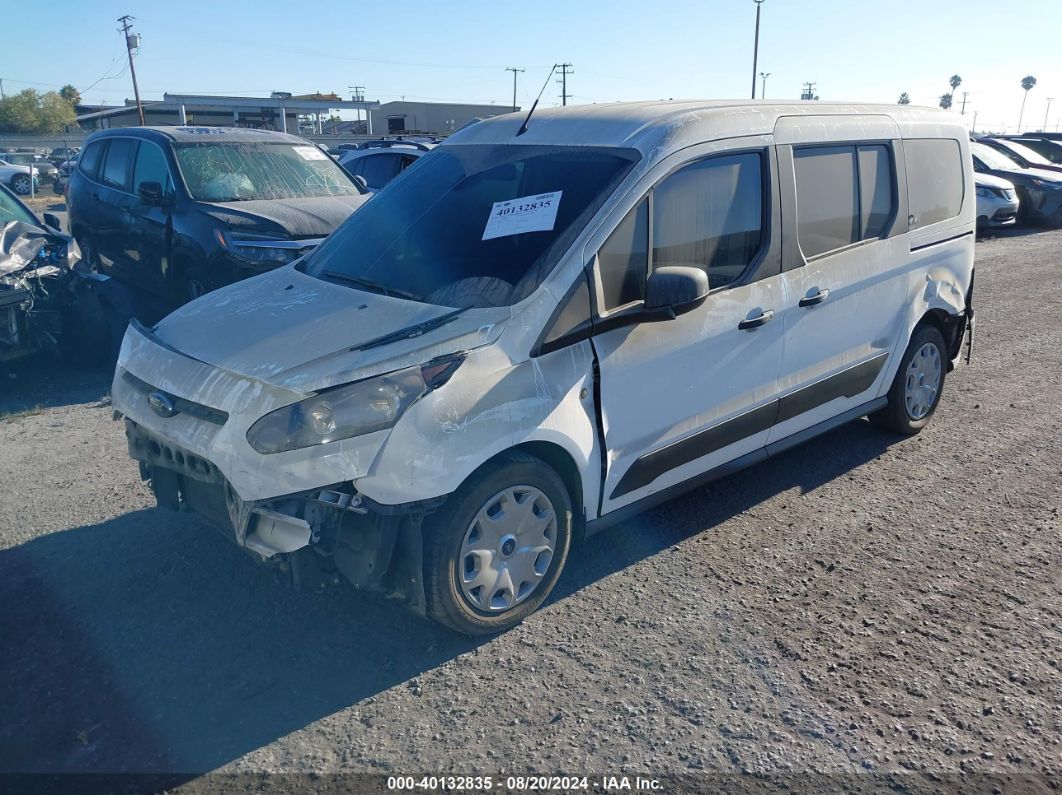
left=112, top=101, right=975, bottom=634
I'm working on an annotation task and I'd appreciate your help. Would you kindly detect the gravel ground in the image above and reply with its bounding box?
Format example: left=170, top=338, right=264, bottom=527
left=0, top=230, right=1059, bottom=793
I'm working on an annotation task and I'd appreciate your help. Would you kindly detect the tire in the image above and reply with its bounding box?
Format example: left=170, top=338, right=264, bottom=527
left=870, top=324, right=948, bottom=435
left=11, top=173, right=32, bottom=195
left=423, top=451, right=573, bottom=635
left=179, top=264, right=223, bottom=305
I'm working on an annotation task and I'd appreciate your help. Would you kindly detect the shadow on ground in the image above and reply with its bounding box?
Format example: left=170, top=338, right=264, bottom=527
left=0, top=360, right=111, bottom=416
left=0, top=417, right=899, bottom=777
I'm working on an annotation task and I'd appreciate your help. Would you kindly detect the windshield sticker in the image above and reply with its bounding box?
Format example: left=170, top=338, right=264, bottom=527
left=293, top=145, right=328, bottom=161
left=482, top=191, right=562, bottom=240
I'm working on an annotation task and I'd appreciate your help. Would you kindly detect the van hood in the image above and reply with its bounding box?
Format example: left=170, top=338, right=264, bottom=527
left=196, top=194, right=369, bottom=238
left=152, top=266, right=509, bottom=394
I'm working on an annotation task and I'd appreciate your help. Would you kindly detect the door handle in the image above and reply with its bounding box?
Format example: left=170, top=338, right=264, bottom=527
left=798, top=288, right=830, bottom=308
left=90, top=192, right=100, bottom=201
left=738, top=309, right=775, bottom=331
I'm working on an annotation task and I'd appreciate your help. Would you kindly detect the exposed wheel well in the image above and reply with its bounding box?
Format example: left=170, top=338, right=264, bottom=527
left=916, top=309, right=964, bottom=362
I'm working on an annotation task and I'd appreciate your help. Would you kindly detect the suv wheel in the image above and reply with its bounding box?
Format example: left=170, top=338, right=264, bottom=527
left=423, top=451, right=573, bottom=635
left=871, top=325, right=948, bottom=435
left=180, top=264, right=223, bottom=304
left=11, top=174, right=32, bottom=195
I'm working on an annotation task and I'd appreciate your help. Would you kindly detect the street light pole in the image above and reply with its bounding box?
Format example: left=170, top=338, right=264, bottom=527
left=751, top=0, right=765, bottom=99
left=759, top=72, right=772, bottom=100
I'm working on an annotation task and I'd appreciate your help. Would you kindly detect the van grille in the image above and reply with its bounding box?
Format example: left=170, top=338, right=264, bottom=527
left=123, top=371, right=229, bottom=426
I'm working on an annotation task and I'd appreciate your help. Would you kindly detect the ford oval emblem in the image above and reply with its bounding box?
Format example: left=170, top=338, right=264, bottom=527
left=147, top=391, right=178, bottom=418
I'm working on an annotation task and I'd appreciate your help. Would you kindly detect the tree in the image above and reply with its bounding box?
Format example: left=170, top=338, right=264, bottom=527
left=0, top=89, right=77, bottom=133
left=949, top=75, right=962, bottom=94
left=898, top=92, right=911, bottom=105
left=58, top=84, right=81, bottom=108
left=939, top=93, right=953, bottom=111
left=1018, top=75, right=1037, bottom=131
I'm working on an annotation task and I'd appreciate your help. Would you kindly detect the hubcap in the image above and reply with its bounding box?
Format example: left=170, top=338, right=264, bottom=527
left=904, top=342, right=942, bottom=420
left=13, top=176, right=30, bottom=194
left=459, top=485, right=557, bottom=613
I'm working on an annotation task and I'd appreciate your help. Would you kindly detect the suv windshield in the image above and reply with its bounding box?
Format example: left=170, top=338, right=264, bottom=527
left=303, top=144, right=639, bottom=308
left=174, top=142, right=361, bottom=202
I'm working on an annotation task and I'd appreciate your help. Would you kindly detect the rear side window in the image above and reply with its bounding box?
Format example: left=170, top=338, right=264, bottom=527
left=794, top=144, right=896, bottom=257
left=100, top=139, right=135, bottom=190
left=652, top=152, right=764, bottom=289
left=905, top=139, right=964, bottom=228
left=78, top=141, right=104, bottom=178
left=360, top=153, right=402, bottom=189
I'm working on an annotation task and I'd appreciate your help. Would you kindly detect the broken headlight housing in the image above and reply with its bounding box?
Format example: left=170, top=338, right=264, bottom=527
left=215, top=230, right=315, bottom=267
left=246, top=358, right=462, bottom=454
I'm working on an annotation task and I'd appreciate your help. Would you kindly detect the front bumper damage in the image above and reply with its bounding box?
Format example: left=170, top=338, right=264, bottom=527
left=123, top=418, right=441, bottom=611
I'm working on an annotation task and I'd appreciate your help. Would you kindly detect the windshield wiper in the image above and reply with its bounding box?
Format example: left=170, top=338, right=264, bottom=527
left=321, top=270, right=422, bottom=301
left=353, top=308, right=469, bottom=352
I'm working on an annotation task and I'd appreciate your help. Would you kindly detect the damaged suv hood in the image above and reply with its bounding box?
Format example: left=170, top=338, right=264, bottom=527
left=152, top=266, right=509, bottom=393
left=197, top=194, right=368, bottom=238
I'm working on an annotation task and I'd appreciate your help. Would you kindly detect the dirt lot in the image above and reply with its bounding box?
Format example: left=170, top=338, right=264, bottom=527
left=0, top=230, right=1059, bottom=793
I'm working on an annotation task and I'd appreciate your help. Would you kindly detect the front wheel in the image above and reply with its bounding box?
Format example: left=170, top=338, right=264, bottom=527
left=423, top=452, right=573, bottom=635
left=11, top=174, right=32, bottom=195
left=870, top=325, right=948, bottom=435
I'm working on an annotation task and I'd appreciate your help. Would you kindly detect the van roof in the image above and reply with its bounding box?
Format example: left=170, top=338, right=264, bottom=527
left=447, top=100, right=959, bottom=156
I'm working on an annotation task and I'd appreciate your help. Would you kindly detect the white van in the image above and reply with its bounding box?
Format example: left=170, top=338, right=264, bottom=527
left=112, top=101, right=975, bottom=634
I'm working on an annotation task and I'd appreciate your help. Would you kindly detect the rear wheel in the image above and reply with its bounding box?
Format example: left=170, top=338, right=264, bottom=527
left=423, top=452, right=573, bottom=635
left=870, top=325, right=948, bottom=435
left=11, top=174, right=32, bottom=195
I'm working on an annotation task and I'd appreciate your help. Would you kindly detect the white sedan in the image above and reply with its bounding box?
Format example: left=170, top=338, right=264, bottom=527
left=0, top=159, right=40, bottom=196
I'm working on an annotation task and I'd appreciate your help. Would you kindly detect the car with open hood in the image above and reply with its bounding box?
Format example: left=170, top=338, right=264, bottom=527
left=112, top=102, right=976, bottom=634
left=67, top=126, right=370, bottom=306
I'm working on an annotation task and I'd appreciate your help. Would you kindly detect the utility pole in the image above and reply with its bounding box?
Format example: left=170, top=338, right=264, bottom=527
left=348, top=84, right=365, bottom=133
left=556, top=63, right=573, bottom=106
left=972, top=110, right=978, bottom=133
left=505, top=67, right=524, bottom=112
left=801, top=82, right=817, bottom=101
left=960, top=91, right=969, bottom=114
left=0, top=79, right=5, bottom=100
left=117, top=15, right=145, bottom=125
left=751, top=0, right=765, bottom=98
left=759, top=72, right=772, bottom=100
left=1044, top=98, right=1054, bottom=132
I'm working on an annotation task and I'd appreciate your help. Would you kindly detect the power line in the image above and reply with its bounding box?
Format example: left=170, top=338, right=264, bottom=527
left=556, top=63, right=573, bottom=106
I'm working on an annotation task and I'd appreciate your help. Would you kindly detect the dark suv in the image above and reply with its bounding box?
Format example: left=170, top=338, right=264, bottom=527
left=68, top=127, right=369, bottom=304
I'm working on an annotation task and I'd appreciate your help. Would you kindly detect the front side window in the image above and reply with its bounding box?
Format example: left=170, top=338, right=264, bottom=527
left=304, top=144, right=639, bottom=308
left=100, top=138, right=135, bottom=190
left=598, top=198, right=648, bottom=310
left=132, top=141, right=173, bottom=195
left=0, top=188, right=37, bottom=226
left=907, top=139, right=965, bottom=229
left=653, top=153, right=764, bottom=289
left=794, top=143, right=896, bottom=257
left=174, top=143, right=361, bottom=202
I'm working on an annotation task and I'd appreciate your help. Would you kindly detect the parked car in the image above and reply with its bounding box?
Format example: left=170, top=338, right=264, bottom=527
left=0, top=158, right=39, bottom=196
left=1017, top=131, right=1062, bottom=142
left=974, top=173, right=1019, bottom=231
left=338, top=140, right=432, bottom=192
left=0, top=152, right=59, bottom=181
left=49, top=146, right=81, bottom=166
left=0, top=183, right=109, bottom=364
left=1002, top=136, right=1062, bottom=165
left=112, top=102, right=975, bottom=634
left=969, top=141, right=1062, bottom=225
left=978, top=137, right=1062, bottom=175
left=67, top=126, right=370, bottom=305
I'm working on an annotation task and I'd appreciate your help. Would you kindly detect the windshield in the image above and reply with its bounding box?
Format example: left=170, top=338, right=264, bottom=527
left=174, top=142, right=361, bottom=202
left=996, top=139, right=1052, bottom=166
left=303, top=144, right=639, bottom=308
left=972, top=142, right=1023, bottom=171
left=0, top=188, right=37, bottom=226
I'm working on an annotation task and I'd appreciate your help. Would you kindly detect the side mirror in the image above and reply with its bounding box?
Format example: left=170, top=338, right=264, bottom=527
left=43, top=212, right=62, bottom=230
left=351, top=174, right=369, bottom=193
left=644, top=266, right=710, bottom=317
left=138, top=181, right=164, bottom=204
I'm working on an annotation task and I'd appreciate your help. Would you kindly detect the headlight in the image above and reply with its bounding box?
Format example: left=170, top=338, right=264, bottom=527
left=246, top=357, right=463, bottom=454
left=975, top=186, right=992, bottom=199
left=215, top=230, right=315, bottom=266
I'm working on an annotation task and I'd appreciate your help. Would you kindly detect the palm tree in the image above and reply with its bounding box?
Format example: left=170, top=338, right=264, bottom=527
left=939, top=93, right=953, bottom=111
left=1018, top=75, right=1037, bottom=131
left=58, top=84, right=81, bottom=107
left=898, top=92, right=911, bottom=105
left=949, top=75, right=962, bottom=94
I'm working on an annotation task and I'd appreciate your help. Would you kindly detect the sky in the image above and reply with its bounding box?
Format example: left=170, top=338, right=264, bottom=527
left=2, top=0, right=1060, bottom=133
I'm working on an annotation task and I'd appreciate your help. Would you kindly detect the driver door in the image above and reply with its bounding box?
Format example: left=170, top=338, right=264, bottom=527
left=588, top=139, right=788, bottom=516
